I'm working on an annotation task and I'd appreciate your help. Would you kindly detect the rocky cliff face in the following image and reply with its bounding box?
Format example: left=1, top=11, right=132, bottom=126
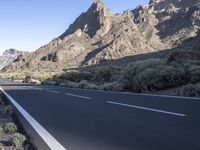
left=4, top=0, right=200, bottom=71
left=0, top=49, right=20, bottom=70
left=61, top=0, right=112, bottom=39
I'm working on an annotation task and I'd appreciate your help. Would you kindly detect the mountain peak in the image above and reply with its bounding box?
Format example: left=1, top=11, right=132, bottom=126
left=60, top=0, right=111, bottom=39
left=89, top=0, right=110, bottom=16
left=93, top=0, right=103, bottom=5
left=92, top=0, right=105, bottom=9
left=1, top=49, right=20, bottom=56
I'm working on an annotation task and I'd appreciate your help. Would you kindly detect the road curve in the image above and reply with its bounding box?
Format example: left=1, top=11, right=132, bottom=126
left=0, top=78, right=200, bottom=150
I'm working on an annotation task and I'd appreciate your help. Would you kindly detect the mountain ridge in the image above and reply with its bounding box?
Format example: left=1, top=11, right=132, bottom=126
left=3, top=0, right=200, bottom=71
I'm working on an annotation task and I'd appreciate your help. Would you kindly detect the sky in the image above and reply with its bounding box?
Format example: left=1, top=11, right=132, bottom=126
left=0, top=0, right=149, bottom=54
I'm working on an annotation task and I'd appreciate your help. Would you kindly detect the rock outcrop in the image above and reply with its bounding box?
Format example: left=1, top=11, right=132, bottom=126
left=0, top=49, right=20, bottom=70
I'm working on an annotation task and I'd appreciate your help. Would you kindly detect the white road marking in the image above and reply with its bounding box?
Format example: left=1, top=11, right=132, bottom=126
left=65, top=93, right=91, bottom=100
left=33, top=87, right=44, bottom=91
left=46, top=90, right=60, bottom=94
left=58, top=86, right=200, bottom=101
left=0, top=87, right=66, bottom=150
left=107, top=101, right=187, bottom=117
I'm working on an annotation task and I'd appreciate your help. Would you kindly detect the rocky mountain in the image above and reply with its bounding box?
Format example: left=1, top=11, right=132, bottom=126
left=0, top=49, right=20, bottom=70
left=4, top=0, right=200, bottom=71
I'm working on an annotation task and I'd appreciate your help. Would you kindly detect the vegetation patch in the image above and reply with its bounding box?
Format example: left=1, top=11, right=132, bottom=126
left=119, top=59, right=187, bottom=92
left=0, top=92, right=34, bottom=149
left=0, top=70, right=58, bottom=84
left=50, top=56, right=200, bottom=97
left=93, top=67, right=122, bottom=82
left=178, top=84, right=200, bottom=97
left=3, top=123, right=17, bottom=134
left=10, top=133, right=26, bottom=147
left=2, top=50, right=200, bottom=97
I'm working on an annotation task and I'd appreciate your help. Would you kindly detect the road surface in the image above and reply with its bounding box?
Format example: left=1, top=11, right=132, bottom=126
left=0, top=78, right=200, bottom=150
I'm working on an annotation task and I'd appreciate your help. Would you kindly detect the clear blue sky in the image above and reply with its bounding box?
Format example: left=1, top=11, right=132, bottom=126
left=0, top=0, right=149, bottom=54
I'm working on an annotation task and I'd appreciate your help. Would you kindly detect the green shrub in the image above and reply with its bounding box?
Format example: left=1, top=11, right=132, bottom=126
left=3, top=123, right=17, bottom=133
left=0, top=96, right=5, bottom=106
left=59, top=71, right=93, bottom=82
left=125, top=58, right=166, bottom=76
left=188, top=65, right=200, bottom=83
left=99, top=82, right=125, bottom=91
left=0, top=107, right=5, bottom=114
left=78, top=80, right=99, bottom=90
left=23, top=75, right=31, bottom=83
left=167, top=50, right=200, bottom=62
left=10, top=133, right=26, bottom=147
left=59, top=81, right=79, bottom=88
left=0, top=105, right=14, bottom=116
left=136, top=66, right=186, bottom=92
left=119, top=59, right=187, bottom=92
left=0, top=71, right=58, bottom=83
left=42, top=80, right=56, bottom=85
left=4, top=105, right=14, bottom=116
left=94, top=67, right=122, bottom=82
left=179, top=84, right=200, bottom=97
left=0, top=126, right=3, bottom=132
left=0, top=95, right=3, bottom=102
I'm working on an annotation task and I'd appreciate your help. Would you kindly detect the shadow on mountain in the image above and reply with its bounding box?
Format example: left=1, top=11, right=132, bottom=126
left=77, top=47, right=175, bottom=71
left=78, top=30, right=200, bottom=70
left=81, top=40, right=114, bottom=66
left=155, top=5, right=199, bottom=39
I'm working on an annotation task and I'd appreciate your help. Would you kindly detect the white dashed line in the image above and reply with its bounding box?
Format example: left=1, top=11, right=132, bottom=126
left=33, top=87, right=44, bottom=91
left=46, top=90, right=60, bottom=94
left=65, top=93, right=92, bottom=100
left=62, top=87, right=200, bottom=101
left=107, top=101, right=187, bottom=117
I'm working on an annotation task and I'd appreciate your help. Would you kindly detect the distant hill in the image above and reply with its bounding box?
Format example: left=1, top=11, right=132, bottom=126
left=0, top=49, right=20, bottom=70
left=4, top=0, right=200, bottom=71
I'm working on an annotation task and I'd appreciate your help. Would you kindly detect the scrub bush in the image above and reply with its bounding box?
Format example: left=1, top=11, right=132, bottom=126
left=10, top=133, right=26, bottom=147
left=3, top=123, right=17, bottom=134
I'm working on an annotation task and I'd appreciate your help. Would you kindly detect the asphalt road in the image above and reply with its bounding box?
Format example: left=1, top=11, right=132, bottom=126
left=0, top=78, right=200, bottom=150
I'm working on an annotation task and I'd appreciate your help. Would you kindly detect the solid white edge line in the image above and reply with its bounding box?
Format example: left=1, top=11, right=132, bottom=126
left=65, top=93, right=91, bottom=100
left=0, top=87, right=67, bottom=150
left=107, top=101, right=187, bottom=117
